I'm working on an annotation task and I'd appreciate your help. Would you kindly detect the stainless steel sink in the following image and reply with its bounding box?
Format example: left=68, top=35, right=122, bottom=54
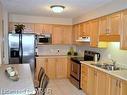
left=91, top=63, right=120, bottom=71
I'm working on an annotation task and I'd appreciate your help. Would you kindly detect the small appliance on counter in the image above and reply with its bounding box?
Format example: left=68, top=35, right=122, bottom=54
left=70, top=50, right=100, bottom=89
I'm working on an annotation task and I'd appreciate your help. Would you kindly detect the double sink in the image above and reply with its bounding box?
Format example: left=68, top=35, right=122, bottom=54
left=91, top=63, right=122, bottom=71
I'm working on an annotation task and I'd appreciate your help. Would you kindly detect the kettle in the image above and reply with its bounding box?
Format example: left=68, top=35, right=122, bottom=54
left=94, top=53, right=100, bottom=62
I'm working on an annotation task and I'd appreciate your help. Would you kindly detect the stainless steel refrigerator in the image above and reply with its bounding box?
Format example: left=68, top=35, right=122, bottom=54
left=8, top=33, right=36, bottom=75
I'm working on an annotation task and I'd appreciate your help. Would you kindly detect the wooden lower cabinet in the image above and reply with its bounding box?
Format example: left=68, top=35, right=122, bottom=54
left=36, top=57, right=68, bottom=79
left=110, top=76, right=127, bottom=95
left=55, top=58, right=68, bottom=79
left=81, top=64, right=127, bottom=95
left=81, top=64, right=88, bottom=94
left=46, top=58, right=56, bottom=79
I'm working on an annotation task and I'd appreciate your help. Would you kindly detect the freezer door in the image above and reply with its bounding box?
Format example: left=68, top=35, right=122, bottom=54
left=9, top=33, right=20, bottom=64
left=22, top=34, right=35, bottom=73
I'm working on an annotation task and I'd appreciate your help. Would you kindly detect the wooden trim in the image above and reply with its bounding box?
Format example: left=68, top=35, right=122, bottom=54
left=99, top=35, right=120, bottom=42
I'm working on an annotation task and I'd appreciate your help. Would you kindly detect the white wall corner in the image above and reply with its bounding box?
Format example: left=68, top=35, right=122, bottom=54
left=9, top=14, right=73, bottom=25
left=72, top=0, right=127, bottom=24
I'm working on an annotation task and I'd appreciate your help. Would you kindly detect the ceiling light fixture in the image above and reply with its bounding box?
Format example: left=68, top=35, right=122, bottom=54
left=50, top=5, right=65, bottom=13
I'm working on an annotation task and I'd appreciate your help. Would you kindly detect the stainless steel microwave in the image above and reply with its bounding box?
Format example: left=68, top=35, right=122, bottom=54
left=37, top=34, right=52, bottom=44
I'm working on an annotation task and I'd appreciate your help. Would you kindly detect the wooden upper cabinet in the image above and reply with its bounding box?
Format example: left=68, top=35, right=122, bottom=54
left=52, top=25, right=64, bottom=44
left=84, top=21, right=90, bottom=36
left=9, top=22, right=35, bottom=33
left=99, top=12, right=121, bottom=42
left=35, top=24, right=53, bottom=34
left=63, top=26, right=72, bottom=44
left=52, top=25, right=72, bottom=45
left=109, top=12, right=121, bottom=35
left=99, top=16, right=109, bottom=36
left=90, top=19, right=99, bottom=47
left=121, top=10, right=127, bottom=49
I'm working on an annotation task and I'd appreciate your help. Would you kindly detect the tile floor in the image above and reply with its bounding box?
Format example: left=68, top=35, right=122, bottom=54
left=45, top=79, right=86, bottom=95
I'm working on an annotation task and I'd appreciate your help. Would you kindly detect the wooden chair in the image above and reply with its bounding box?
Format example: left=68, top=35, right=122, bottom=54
left=39, top=74, right=49, bottom=95
left=34, top=67, right=45, bottom=88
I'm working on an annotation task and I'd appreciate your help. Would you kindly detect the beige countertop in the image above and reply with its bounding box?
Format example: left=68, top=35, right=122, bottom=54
left=0, top=64, right=35, bottom=95
left=80, top=61, right=127, bottom=81
left=36, top=55, right=83, bottom=58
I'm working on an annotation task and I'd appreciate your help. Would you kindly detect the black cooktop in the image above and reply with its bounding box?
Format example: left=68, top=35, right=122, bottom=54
left=71, top=50, right=100, bottom=64
left=71, top=57, right=85, bottom=64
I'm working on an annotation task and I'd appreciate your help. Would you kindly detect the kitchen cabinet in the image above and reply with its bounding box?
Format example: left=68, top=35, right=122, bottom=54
left=56, top=58, right=68, bottom=78
left=36, top=57, right=56, bottom=79
left=99, top=12, right=121, bottom=42
left=81, top=64, right=110, bottom=95
left=83, top=21, right=90, bottom=36
left=52, top=25, right=72, bottom=44
left=90, top=19, right=99, bottom=47
left=120, top=80, right=127, bottom=95
left=87, top=67, right=97, bottom=95
left=121, top=10, right=127, bottom=49
left=9, top=22, right=35, bottom=33
left=110, top=76, right=127, bottom=95
left=73, top=24, right=80, bottom=44
left=90, top=19, right=108, bottom=48
left=36, top=57, right=68, bottom=79
left=81, top=64, right=88, bottom=94
left=35, top=24, right=53, bottom=34
left=110, top=77, right=120, bottom=95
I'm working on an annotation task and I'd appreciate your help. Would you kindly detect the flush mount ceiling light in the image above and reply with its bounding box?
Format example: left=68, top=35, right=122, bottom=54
left=50, top=5, right=65, bottom=13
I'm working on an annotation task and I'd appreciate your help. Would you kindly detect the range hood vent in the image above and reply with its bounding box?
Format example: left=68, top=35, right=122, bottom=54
left=76, top=37, right=90, bottom=42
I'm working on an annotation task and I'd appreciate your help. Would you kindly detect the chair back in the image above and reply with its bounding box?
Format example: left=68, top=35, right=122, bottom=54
left=38, top=67, right=45, bottom=82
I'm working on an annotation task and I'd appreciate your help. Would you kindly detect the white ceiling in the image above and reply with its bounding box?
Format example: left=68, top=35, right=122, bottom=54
left=2, top=0, right=114, bottom=18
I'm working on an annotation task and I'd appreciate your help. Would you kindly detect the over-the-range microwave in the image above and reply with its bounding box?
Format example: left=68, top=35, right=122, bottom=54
left=37, top=34, right=52, bottom=45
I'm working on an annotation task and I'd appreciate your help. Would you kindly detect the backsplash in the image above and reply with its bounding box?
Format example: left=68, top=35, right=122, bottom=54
left=76, top=42, right=127, bottom=67
left=37, top=45, right=76, bottom=55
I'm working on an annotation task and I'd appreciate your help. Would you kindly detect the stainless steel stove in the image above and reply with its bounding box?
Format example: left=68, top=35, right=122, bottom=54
left=70, top=50, right=100, bottom=89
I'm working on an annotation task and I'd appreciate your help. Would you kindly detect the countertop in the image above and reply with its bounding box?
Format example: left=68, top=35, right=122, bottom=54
left=80, top=61, right=127, bottom=81
left=36, top=55, right=83, bottom=58
left=0, top=64, right=35, bottom=95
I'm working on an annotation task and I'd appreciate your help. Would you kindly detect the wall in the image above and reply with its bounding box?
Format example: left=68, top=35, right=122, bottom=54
left=0, top=1, right=8, bottom=64
left=76, top=42, right=127, bottom=67
left=9, top=14, right=73, bottom=25
left=0, top=1, right=3, bottom=64
left=73, top=0, right=127, bottom=24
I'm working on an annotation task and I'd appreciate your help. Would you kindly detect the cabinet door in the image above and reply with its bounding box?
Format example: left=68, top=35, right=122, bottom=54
left=74, top=24, right=80, bottom=39
left=35, top=24, right=53, bottom=34
left=23, top=23, right=35, bottom=33
left=90, top=19, right=99, bottom=47
left=52, top=25, right=64, bottom=44
left=99, top=16, right=109, bottom=35
left=96, top=71, right=107, bottom=95
left=121, top=10, right=127, bottom=49
left=87, top=67, right=97, bottom=95
left=47, top=58, right=56, bottom=79
left=120, top=80, right=127, bottom=95
left=81, top=64, right=88, bottom=94
left=56, top=58, right=67, bottom=78
left=109, top=12, right=121, bottom=35
left=63, top=26, right=72, bottom=44
left=110, top=77, right=120, bottom=95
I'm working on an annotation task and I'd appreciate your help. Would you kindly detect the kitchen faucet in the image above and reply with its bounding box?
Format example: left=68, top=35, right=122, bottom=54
left=111, top=59, right=116, bottom=66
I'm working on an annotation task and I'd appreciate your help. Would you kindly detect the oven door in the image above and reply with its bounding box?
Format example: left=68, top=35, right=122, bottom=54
left=70, top=60, right=81, bottom=80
